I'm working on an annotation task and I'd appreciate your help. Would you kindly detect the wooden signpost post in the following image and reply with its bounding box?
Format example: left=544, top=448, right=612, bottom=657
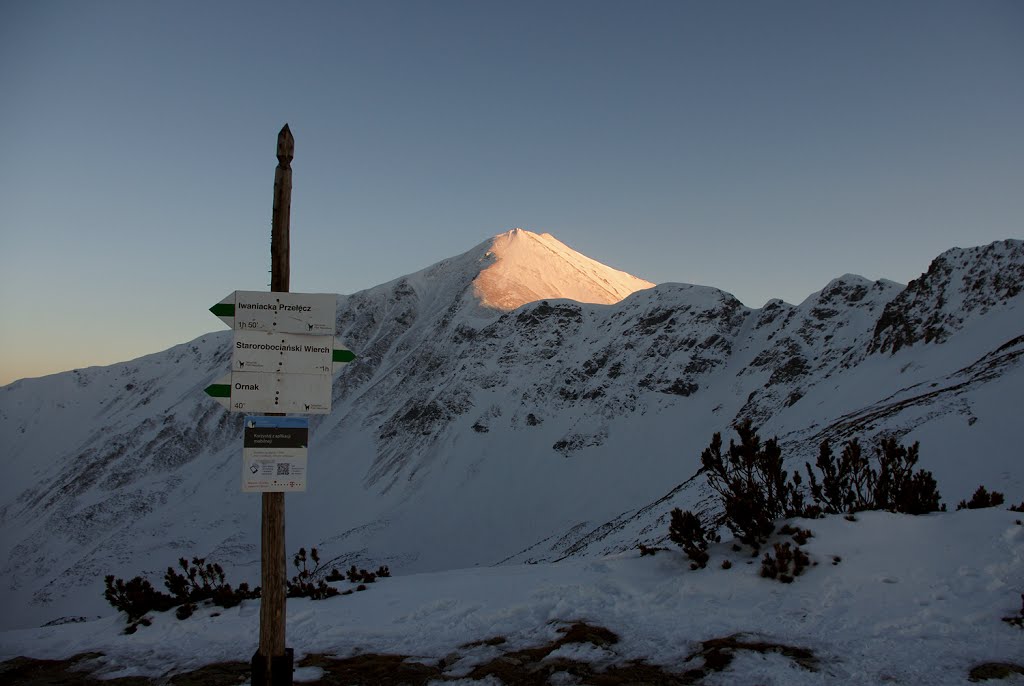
left=259, top=123, right=294, bottom=686
left=204, top=125, right=354, bottom=686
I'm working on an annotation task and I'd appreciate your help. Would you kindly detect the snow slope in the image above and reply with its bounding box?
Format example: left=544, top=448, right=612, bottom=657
left=0, top=231, right=1021, bottom=634
left=1, top=510, right=1021, bottom=685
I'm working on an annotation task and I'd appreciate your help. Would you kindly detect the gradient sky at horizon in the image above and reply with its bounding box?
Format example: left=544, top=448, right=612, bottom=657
left=1, top=0, right=1022, bottom=386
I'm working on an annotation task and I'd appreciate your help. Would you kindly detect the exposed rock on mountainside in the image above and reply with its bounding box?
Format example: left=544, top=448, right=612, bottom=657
left=870, top=240, right=1024, bottom=353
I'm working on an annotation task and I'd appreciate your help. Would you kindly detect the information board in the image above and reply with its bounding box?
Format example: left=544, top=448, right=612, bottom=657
left=242, top=416, right=308, bottom=492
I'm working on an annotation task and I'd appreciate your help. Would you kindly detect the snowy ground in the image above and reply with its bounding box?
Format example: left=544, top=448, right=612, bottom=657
left=1, top=509, right=1021, bottom=685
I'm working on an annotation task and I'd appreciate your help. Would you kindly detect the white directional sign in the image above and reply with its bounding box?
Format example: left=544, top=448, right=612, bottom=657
left=232, top=331, right=334, bottom=375
left=205, top=289, right=354, bottom=416
left=211, top=291, right=337, bottom=335
left=231, top=332, right=356, bottom=375
left=204, top=373, right=332, bottom=414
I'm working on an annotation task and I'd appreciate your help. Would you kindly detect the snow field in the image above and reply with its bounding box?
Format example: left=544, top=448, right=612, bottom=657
left=1, top=508, right=1021, bottom=685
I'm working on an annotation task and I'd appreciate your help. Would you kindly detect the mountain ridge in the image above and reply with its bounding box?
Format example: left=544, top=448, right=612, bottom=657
left=0, top=233, right=1021, bottom=630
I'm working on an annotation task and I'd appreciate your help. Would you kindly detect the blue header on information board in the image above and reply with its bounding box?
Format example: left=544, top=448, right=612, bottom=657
left=244, top=416, right=309, bottom=430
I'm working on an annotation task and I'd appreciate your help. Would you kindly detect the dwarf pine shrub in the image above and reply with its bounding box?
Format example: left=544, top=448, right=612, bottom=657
left=164, top=557, right=259, bottom=611
left=103, top=557, right=262, bottom=626
left=805, top=439, right=874, bottom=514
left=103, top=575, right=177, bottom=626
left=760, top=542, right=810, bottom=583
left=288, top=547, right=339, bottom=600
left=873, top=439, right=943, bottom=514
left=957, top=485, right=1005, bottom=510
left=104, top=548, right=359, bottom=628
left=805, top=437, right=943, bottom=515
left=778, top=524, right=813, bottom=545
left=344, top=564, right=391, bottom=584
left=1003, top=594, right=1024, bottom=629
left=637, top=543, right=668, bottom=556
left=667, top=423, right=951, bottom=575
left=700, top=420, right=805, bottom=551
left=668, top=508, right=717, bottom=569
left=163, top=557, right=259, bottom=619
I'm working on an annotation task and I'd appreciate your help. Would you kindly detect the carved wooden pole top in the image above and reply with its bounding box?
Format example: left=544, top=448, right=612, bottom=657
left=277, top=124, right=294, bottom=168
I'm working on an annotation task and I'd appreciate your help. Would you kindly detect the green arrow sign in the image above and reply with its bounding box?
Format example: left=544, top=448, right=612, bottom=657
left=333, top=348, right=356, bottom=364
left=209, top=302, right=235, bottom=318
left=204, top=382, right=231, bottom=398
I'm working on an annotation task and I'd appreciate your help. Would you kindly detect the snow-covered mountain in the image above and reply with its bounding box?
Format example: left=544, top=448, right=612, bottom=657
left=472, top=228, right=654, bottom=311
left=0, top=230, right=1021, bottom=630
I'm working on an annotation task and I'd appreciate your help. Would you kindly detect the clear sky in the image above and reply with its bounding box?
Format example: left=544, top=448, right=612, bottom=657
left=1, top=0, right=1022, bottom=386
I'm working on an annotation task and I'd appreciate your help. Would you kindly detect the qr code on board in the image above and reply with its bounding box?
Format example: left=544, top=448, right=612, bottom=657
left=276, top=463, right=290, bottom=476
